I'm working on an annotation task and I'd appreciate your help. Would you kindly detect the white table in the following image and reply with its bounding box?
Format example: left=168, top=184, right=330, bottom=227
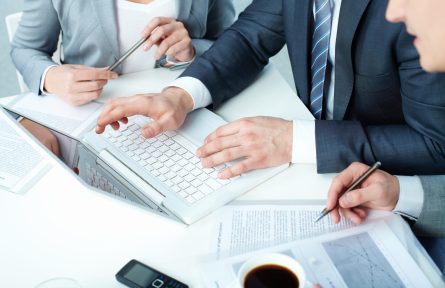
left=0, top=66, right=442, bottom=287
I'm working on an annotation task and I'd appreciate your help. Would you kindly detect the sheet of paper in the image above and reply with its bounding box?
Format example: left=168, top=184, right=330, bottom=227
left=0, top=109, right=51, bottom=194
left=211, top=205, right=361, bottom=259
left=0, top=93, right=103, bottom=138
left=200, top=216, right=433, bottom=288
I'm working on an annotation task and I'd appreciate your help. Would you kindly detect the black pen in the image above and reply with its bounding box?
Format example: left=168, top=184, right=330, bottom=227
left=314, top=161, right=382, bottom=223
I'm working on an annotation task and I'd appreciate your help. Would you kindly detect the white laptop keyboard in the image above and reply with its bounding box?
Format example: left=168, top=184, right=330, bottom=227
left=101, top=117, right=238, bottom=205
left=85, top=162, right=125, bottom=199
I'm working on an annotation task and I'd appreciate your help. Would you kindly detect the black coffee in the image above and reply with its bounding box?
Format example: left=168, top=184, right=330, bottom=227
left=244, top=264, right=300, bottom=288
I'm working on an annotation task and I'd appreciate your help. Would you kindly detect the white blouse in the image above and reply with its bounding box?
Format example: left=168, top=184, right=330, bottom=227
left=117, top=0, right=179, bottom=74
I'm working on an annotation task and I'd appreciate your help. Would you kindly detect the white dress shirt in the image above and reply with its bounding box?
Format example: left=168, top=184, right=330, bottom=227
left=169, top=0, right=424, bottom=219
left=117, top=0, right=179, bottom=74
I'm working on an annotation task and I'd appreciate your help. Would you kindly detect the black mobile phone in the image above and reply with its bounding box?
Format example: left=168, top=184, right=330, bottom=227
left=116, top=259, right=189, bottom=288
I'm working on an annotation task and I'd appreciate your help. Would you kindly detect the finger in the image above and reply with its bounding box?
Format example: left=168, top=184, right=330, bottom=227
left=218, top=158, right=256, bottom=179
left=68, top=90, right=102, bottom=106
left=145, top=24, right=177, bottom=51
left=143, top=22, right=177, bottom=50
left=110, top=121, right=120, bottom=131
left=141, top=115, right=170, bottom=138
left=330, top=208, right=341, bottom=224
left=77, top=90, right=102, bottom=103
left=96, top=98, right=148, bottom=132
left=326, top=162, right=370, bottom=210
left=73, top=80, right=108, bottom=93
left=201, top=146, right=245, bottom=169
left=164, top=38, right=191, bottom=59
left=197, top=135, right=241, bottom=158
left=70, top=64, right=95, bottom=70
left=96, top=117, right=128, bottom=134
left=204, top=123, right=241, bottom=144
left=141, top=17, right=174, bottom=38
left=352, top=207, right=368, bottom=219
left=155, top=33, right=183, bottom=59
left=74, top=68, right=118, bottom=81
left=340, top=208, right=363, bottom=224
left=339, top=187, right=376, bottom=209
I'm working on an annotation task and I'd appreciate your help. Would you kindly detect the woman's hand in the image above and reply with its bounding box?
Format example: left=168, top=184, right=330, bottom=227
left=44, top=65, right=118, bottom=106
left=141, top=17, right=195, bottom=62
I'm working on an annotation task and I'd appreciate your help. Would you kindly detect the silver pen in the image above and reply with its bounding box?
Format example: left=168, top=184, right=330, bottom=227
left=108, top=36, right=150, bottom=71
left=314, top=161, right=382, bottom=223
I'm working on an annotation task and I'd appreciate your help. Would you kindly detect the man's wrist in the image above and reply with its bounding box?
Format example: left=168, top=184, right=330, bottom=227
left=163, top=87, right=194, bottom=113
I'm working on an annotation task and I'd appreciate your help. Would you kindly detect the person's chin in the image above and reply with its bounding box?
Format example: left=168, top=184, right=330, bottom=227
left=419, top=55, right=438, bottom=73
left=415, top=40, right=436, bottom=72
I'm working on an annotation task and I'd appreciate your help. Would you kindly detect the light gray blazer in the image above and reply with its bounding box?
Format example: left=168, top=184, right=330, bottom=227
left=10, top=0, right=235, bottom=94
left=413, top=176, right=445, bottom=238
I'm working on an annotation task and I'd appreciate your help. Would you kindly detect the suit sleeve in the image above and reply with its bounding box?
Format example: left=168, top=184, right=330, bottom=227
left=412, top=176, right=445, bottom=237
left=181, top=0, right=286, bottom=107
left=315, top=28, right=445, bottom=175
left=10, top=0, right=60, bottom=94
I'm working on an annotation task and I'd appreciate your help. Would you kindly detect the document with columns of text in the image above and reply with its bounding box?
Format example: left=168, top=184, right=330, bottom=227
left=0, top=108, right=51, bottom=194
left=200, top=205, right=432, bottom=288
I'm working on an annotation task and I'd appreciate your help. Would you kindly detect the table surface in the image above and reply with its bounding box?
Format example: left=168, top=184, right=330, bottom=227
left=0, top=66, right=442, bottom=288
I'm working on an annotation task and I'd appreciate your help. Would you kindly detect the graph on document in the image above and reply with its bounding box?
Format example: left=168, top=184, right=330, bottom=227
left=322, top=232, right=404, bottom=288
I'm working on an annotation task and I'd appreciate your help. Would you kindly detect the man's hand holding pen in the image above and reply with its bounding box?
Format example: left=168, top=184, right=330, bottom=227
left=325, top=162, right=400, bottom=225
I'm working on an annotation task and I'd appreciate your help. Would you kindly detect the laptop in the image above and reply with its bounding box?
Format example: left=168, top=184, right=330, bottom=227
left=81, top=108, right=288, bottom=224
left=1, top=93, right=288, bottom=224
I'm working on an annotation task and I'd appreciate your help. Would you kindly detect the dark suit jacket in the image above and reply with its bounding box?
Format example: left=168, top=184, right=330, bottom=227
left=180, top=0, right=445, bottom=175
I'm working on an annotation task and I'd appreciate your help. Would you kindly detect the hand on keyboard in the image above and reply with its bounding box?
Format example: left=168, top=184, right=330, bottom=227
left=95, top=87, right=194, bottom=138
left=101, top=116, right=239, bottom=205
left=197, top=116, right=293, bottom=179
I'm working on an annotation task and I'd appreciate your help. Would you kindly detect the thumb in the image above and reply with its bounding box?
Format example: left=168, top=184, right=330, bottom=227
left=339, top=187, right=373, bottom=208
left=141, top=114, right=173, bottom=138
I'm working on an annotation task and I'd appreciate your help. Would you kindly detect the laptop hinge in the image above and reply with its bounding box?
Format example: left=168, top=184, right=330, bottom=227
left=99, top=149, right=165, bottom=206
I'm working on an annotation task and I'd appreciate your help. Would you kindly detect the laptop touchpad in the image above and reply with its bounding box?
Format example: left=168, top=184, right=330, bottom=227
left=178, top=108, right=227, bottom=146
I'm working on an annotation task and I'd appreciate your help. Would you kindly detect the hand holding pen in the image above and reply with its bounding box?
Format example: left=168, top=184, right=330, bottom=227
left=315, top=162, right=401, bottom=224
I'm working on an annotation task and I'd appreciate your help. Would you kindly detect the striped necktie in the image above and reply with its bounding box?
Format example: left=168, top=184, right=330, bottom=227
left=310, top=0, right=332, bottom=119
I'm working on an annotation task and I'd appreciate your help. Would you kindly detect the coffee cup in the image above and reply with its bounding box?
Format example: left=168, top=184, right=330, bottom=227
left=238, top=253, right=306, bottom=288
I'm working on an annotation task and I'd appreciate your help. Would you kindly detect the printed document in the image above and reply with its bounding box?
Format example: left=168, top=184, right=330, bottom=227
left=211, top=205, right=357, bottom=259
left=0, top=109, right=51, bottom=194
left=201, top=205, right=433, bottom=288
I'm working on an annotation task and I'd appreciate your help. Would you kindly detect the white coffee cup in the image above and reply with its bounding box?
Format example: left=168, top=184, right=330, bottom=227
left=237, top=253, right=306, bottom=288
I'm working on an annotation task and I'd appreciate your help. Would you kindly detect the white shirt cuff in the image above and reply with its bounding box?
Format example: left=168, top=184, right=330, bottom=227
left=291, top=120, right=317, bottom=164
left=39, top=65, right=58, bottom=95
left=393, top=175, right=424, bottom=221
left=169, top=77, right=212, bottom=110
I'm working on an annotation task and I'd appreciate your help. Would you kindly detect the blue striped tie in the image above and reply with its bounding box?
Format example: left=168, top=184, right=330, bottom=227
left=310, top=0, right=332, bottom=119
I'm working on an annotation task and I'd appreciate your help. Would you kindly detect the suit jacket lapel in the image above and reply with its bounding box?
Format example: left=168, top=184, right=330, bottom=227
left=286, top=0, right=312, bottom=106
left=333, top=0, right=370, bottom=120
left=89, top=0, right=120, bottom=61
left=177, top=0, right=192, bottom=22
